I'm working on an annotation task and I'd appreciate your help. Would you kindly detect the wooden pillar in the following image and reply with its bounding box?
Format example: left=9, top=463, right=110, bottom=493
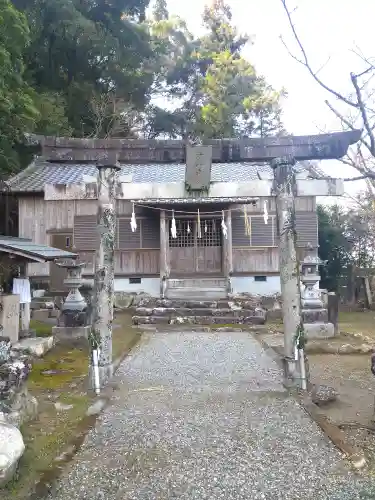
left=271, top=156, right=303, bottom=387
left=91, top=155, right=120, bottom=387
left=160, top=210, right=169, bottom=297
left=224, top=208, right=233, bottom=294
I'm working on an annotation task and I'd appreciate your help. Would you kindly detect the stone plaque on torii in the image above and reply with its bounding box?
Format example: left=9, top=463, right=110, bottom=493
left=185, top=145, right=213, bottom=191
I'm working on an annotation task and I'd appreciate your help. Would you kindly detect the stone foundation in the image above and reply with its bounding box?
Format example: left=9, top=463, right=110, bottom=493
left=302, top=309, right=328, bottom=323
left=52, top=325, right=90, bottom=343
left=304, top=322, right=335, bottom=339
left=132, top=298, right=267, bottom=327
left=118, top=291, right=282, bottom=320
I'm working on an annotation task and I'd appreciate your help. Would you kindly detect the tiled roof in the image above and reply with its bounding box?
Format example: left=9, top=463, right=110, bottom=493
left=6, top=158, right=309, bottom=193
left=0, top=236, right=77, bottom=261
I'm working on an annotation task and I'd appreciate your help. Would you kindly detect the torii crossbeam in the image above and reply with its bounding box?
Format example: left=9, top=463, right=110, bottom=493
left=36, top=130, right=361, bottom=163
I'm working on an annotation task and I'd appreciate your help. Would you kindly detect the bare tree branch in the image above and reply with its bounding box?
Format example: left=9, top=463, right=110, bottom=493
left=280, top=0, right=375, bottom=185
left=350, top=72, right=375, bottom=155
left=279, top=0, right=358, bottom=108
left=324, top=99, right=372, bottom=152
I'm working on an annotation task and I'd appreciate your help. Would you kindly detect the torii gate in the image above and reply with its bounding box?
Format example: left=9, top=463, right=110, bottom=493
left=40, top=130, right=361, bottom=387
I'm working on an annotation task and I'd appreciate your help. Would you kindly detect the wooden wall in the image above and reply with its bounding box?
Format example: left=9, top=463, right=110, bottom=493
left=231, top=196, right=317, bottom=274
left=18, top=197, right=160, bottom=277
left=19, top=195, right=318, bottom=278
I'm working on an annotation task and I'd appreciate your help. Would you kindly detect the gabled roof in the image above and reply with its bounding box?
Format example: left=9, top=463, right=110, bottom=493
left=6, top=158, right=315, bottom=194
left=0, top=236, right=77, bottom=263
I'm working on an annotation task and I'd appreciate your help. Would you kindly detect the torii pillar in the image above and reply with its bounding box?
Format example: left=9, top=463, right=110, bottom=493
left=271, top=156, right=302, bottom=387
left=91, top=154, right=120, bottom=388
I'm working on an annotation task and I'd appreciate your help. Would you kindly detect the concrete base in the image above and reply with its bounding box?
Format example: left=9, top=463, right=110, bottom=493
left=88, top=363, right=114, bottom=390
left=32, top=309, right=51, bottom=321
left=304, top=322, right=335, bottom=339
left=12, top=336, right=55, bottom=357
left=52, top=325, right=90, bottom=343
left=30, top=299, right=54, bottom=310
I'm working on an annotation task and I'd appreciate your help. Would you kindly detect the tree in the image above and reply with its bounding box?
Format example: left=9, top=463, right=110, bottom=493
left=14, top=0, right=155, bottom=138
left=145, top=0, right=285, bottom=140
left=152, top=0, right=168, bottom=21
left=318, top=205, right=352, bottom=292
left=0, top=0, right=40, bottom=176
left=280, top=0, right=375, bottom=186
left=318, top=195, right=375, bottom=298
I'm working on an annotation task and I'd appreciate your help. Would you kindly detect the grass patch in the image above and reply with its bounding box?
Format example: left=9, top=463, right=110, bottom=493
left=338, top=310, right=375, bottom=339
left=1, top=312, right=140, bottom=500
left=29, top=319, right=53, bottom=337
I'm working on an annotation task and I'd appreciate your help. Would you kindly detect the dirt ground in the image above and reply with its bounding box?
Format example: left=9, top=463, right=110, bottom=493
left=307, top=311, right=375, bottom=468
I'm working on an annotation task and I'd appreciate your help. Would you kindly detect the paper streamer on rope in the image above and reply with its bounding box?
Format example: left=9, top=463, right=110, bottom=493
left=263, top=200, right=269, bottom=225
left=221, top=210, right=228, bottom=239
left=171, top=210, right=177, bottom=238
left=197, top=209, right=202, bottom=238
left=187, top=221, right=191, bottom=234
left=243, top=204, right=251, bottom=237
left=204, top=220, right=208, bottom=234
left=130, top=203, right=137, bottom=232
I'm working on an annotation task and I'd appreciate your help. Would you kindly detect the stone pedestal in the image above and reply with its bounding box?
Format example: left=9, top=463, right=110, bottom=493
left=52, top=260, right=91, bottom=343
left=0, top=294, right=20, bottom=344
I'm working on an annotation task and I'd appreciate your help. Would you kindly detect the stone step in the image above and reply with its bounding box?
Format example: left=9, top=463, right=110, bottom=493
left=132, top=315, right=265, bottom=326
left=135, top=307, right=257, bottom=318
left=166, top=288, right=227, bottom=300
left=156, top=299, right=219, bottom=309
left=142, top=324, right=270, bottom=334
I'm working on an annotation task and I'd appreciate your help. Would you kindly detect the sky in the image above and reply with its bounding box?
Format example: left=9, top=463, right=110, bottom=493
left=165, top=0, right=375, bottom=202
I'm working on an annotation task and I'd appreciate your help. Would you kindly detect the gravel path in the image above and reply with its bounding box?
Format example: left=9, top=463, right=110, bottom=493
left=47, top=331, right=374, bottom=500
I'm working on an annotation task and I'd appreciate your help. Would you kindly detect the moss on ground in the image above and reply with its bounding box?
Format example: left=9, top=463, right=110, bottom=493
left=30, top=319, right=54, bottom=337
left=1, top=312, right=140, bottom=500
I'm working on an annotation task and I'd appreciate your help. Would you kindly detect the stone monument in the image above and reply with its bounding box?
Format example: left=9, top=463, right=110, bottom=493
left=300, top=248, right=334, bottom=338
left=52, top=259, right=91, bottom=342
left=0, top=294, right=20, bottom=344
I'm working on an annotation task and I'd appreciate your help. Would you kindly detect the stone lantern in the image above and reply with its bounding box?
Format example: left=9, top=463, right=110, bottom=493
left=52, top=259, right=91, bottom=342
left=300, top=250, right=326, bottom=309
left=58, top=259, right=87, bottom=323
left=300, top=247, right=334, bottom=338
